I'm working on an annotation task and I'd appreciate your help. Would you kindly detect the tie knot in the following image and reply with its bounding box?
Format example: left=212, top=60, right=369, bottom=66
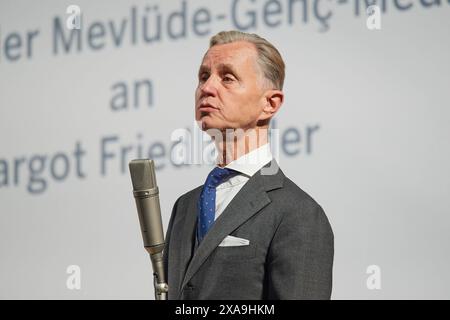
left=205, top=167, right=239, bottom=188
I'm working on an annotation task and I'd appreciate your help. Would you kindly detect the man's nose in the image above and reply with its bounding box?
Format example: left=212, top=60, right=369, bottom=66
left=199, top=75, right=218, bottom=97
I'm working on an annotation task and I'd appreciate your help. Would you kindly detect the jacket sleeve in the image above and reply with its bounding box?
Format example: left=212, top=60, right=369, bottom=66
left=266, top=201, right=334, bottom=299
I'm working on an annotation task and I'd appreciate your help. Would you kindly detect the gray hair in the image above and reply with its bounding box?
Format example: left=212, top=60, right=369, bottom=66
left=209, top=30, right=285, bottom=90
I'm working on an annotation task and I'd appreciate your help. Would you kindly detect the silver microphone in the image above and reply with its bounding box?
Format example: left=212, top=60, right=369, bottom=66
left=128, top=159, right=168, bottom=300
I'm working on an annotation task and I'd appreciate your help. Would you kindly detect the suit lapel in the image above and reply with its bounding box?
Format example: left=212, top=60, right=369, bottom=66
left=179, top=159, right=284, bottom=294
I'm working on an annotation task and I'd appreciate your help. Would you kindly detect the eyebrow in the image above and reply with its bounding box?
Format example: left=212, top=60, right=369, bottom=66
left=198, top=63, right=240, bottom=78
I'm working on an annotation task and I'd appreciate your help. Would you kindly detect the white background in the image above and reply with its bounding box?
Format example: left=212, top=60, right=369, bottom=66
left=1, top=0, right=449, bottom=299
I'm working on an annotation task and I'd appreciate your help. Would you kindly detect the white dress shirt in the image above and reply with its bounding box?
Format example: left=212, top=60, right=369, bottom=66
left=213, top=143, right=273, bottom=221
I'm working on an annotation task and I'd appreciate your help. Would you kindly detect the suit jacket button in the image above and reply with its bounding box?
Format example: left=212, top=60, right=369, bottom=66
left=186, top=283, right=194, bottom=290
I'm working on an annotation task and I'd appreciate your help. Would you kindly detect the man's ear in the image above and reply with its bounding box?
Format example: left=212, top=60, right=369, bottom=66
left=258, top=89, right=284, bottom=122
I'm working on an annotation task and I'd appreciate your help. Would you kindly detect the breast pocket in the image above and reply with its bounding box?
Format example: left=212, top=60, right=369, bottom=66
left=213, top=243, right=257, bottom=261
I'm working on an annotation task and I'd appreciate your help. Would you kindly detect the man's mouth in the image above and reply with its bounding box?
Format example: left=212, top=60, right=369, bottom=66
left=198, top=102, right=218, bottom=113
left=199, top=106, right=217, bottom=112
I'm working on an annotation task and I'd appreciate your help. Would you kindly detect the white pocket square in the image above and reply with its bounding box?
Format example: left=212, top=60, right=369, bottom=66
left=218, top=235, right=250, bottom=247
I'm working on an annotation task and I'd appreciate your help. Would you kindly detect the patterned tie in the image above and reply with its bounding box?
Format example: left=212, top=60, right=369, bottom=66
left=197, top=167, right=239, bottom=243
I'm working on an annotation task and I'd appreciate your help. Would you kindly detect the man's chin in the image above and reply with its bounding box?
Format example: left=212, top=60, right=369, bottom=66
left=197, top=118, right=222, bottom=132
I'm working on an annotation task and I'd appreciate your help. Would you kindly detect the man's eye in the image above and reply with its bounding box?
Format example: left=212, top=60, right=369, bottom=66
left=223, top=75, right=235, bottom=82
left=199, top=74, right=209, bottom=82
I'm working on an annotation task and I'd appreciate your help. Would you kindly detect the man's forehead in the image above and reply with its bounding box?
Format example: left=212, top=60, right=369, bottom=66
left=200, top=41, right=258, bottom=67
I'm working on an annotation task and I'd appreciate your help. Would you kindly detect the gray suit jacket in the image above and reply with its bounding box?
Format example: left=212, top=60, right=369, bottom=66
left=163, top=160, right=334, bottom=300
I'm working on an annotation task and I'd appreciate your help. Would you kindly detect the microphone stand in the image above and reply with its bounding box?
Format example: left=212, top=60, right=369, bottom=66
left=147, top=249, right=168, bottom=300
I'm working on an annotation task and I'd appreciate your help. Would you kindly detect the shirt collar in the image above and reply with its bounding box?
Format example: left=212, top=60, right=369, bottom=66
left=223, top=143, right=273, bottom=177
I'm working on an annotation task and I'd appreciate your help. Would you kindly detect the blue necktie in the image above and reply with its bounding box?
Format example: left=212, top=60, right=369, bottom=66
left=197, top=167, right=239, bottom=243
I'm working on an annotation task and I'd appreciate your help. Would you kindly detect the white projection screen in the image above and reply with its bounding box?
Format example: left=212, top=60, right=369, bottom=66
left=1, top=0, right=449, bottom=299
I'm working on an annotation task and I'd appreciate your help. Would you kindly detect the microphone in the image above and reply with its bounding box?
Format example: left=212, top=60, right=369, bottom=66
left=128, top=159, right=168, bottom=300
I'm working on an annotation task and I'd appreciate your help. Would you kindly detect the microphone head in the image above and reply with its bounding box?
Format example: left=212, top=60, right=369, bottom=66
left=129, top=159, right=157, bottom=191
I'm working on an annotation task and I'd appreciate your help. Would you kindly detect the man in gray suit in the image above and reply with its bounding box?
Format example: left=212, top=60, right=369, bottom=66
left=163, top=30, right=334, bottom=300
